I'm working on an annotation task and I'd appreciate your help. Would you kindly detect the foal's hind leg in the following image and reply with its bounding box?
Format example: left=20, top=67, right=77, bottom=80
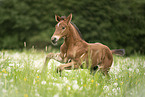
left=90, top=66, right=98, bottom=75
left=97, top=60, right=112, bottom=76
left=97, top=67, right=109, bottom=76
left=42, top=53, right=63, bottom=72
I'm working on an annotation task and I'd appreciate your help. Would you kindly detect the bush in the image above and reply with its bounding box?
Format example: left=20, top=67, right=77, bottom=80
left=0, top=0, right=145, bottom=55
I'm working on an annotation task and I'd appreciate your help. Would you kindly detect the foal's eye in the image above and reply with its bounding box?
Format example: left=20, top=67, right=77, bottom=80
left=62, top=27, right=65, bottom=29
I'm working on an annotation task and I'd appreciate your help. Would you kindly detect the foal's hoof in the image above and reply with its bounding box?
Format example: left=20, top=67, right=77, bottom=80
left=56, top=66, right=64, bottom=73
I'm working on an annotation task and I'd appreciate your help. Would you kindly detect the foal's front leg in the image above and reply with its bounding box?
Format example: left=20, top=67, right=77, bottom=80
left=42, top=53, right=63, bottom=72
left=56, top=61, right=80, bottom=76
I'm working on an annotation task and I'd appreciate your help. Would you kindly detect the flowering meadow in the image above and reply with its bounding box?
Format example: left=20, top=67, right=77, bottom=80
left=0, top=50, right=145, bottom=97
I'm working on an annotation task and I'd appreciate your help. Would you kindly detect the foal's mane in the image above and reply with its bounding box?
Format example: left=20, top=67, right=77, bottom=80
left=60, top=16, right=83, bottom=40
left=70, top=22, right=83, bottom=39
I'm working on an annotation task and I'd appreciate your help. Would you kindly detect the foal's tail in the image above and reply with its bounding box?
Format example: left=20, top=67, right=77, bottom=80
left=111, top=49, right=125, bottom=56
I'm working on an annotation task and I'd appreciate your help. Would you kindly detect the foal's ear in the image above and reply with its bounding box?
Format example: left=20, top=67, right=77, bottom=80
left=66, top=13, right=72, bottom=24
left=55, top=14, right=61, bottom=22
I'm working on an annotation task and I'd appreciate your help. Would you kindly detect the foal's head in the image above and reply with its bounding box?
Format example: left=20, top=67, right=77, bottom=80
left=51, top=14, right=72, bottom=45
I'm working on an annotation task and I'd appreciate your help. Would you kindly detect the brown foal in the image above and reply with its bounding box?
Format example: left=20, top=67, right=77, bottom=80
left=43, top=13, right=125, bottom=76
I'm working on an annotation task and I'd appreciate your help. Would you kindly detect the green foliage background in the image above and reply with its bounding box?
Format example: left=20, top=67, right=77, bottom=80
left=0, top=0, right=145, bottom=55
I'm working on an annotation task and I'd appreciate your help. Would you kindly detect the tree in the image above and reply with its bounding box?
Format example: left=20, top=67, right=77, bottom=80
left=0, top=0, right=145, bottom=55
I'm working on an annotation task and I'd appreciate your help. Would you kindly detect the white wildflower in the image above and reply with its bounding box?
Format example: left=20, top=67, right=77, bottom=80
left=108, top=93, right=112, bottom=96
left=54, top=83, right=61, bottom=87
left=9, top=63, right=14, bottom=66
left=64, top=73, right=68, bottom=76
left=72, top=84, right=79, bottom=90
left=19, top=65, right=24, bottom=69
left=67, top=87, right=71, bottom=90
left=130, top=92, right=133, bottom=95
left=136, top=69, right=139, bottom=73
left=1, top=64, right=4, bottom=68
left=3, top=73, right=8, bottom=77
left=16, top=64, right=20, bottom=67
left=9, top=79, right=14, bottom=82
left=37, top=70, right=41, bottom=73
left=73, top=80, right=77, bottom=84
left=63, top=77, right=69, bottom=84
left=35, top=93, right=40, bottom=97
left=128, top=68, right=133, bottom=72
left=0, top=81, right=4, bottom=85
left=63, top=77, right=68, bottom=80
left=10, top=84, right=14, bottom=88
left=143, top=62, right=145, bottom=68
left=41, top=81, right=46, bottom=85
left=117, top=87, right=120, bottom=91
left=2, top=89, right=7, bottom=93
left=112, top=88, right=117, bottom=95
left=33, top=79, right=35, bottom=85
left=6, top=67, right=11, bottom=72
left=113, top=83, right=118, bottom=87
left=53, top=93, right=59, bottom=97
left=52, top=83, right=62, bottom=90
left=79, top=86, right=83, bottom=90
left=64, top=80, right=69, bottom=84
left=103, top=85, right=109, bottom=92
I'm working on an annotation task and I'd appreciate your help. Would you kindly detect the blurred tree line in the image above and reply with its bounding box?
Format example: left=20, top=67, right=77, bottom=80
left=0, top=0, right=145, bottom=55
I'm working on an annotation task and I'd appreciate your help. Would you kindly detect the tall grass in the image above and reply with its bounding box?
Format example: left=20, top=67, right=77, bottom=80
left=0, top=50, right=145, bottom=97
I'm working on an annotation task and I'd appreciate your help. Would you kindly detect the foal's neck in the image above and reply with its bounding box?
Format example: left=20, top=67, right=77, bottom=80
left=65, top=23, right=83, bottom=47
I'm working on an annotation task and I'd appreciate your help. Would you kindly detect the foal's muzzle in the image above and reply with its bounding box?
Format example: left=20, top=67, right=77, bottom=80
left=51, top=36, right=60, bottom=45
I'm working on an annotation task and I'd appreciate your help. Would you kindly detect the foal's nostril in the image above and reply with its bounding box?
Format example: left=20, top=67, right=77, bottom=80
left=51, top=37, right=58, bottom=45
left=54, top=37, right=57, bottom=41
left=52, top=37, right=56, bottom=43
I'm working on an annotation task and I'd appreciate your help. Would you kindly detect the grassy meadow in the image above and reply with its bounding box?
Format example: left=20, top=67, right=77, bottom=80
left=0, top=49, right=145, bottom=97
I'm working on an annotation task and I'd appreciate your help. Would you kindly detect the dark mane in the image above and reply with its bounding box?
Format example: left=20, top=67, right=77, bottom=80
left=60, top=16, right=83, bottom=39
left=70, top=22, right=83, bottom=39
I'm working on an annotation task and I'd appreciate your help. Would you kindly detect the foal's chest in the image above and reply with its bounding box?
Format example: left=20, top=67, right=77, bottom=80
left=66, top=45, right=85, bottom=59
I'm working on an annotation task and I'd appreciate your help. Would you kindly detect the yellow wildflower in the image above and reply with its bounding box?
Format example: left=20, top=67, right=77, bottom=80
left=2, top=69, right=6, bottom=73
left=91, top=80, right=94, bottom=83
left=37, top=76, right=39, bottom=78
left=24, top=94, right=28, bottom=97
left=24, top=78, right=27, bottom=81
left=2, top=69, right=6, bottom=72
left=136, top=82, right=137, bottom=85
left=96, top=84, right=98, bottom=86
left=16, top=90, right=18, bottom=94
left=83, top=84, right=86, bottom=87
left=121, top=82, right=123, bottom=85
left=67, top=85, right=70, bottom=88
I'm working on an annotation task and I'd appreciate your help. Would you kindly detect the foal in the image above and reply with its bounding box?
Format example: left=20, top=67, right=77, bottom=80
left=43, top=13, right=125, bottom=76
